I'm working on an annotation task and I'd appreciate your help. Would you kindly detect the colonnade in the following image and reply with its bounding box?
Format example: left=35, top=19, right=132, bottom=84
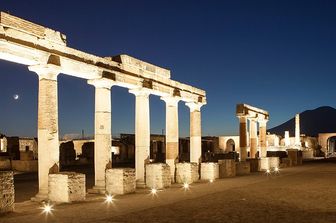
left=236, top=104, right=269, bottom=161
left=28, top=67, right=205, bottom=197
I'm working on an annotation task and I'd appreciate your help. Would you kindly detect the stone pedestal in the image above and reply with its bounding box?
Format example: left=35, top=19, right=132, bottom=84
left=258, top=157, right=270, bottom=171
left=247, top=158, right=259, bottom=172
left=280, top=158, right=292, bottom=168
left=236, top=161, right=250, bottom=175
left=146, top=163, right=171, bottom=189
left=200, top=162, right=219, bottom=180
left=287, top=149, right=299, bottom=166
left=218, top=159, right=236, bottom=178
left=269, top=157, right=280, bottom=169
left=0, top=171, right=14, bottom=213
left=302, top=150, right=314, bottom=159
left=48, top=172, right=85, bottom=203
left=106, top=168, right=136, bottom=195
left=176, top=163, right=199, bottom=184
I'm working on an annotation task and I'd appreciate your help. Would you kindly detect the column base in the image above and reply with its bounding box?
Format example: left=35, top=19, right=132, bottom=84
left=88, top=185, right=105, bottom=195
left=136, top=180, right=146, bottom=189
left=31, top=192, right=48, bottom=202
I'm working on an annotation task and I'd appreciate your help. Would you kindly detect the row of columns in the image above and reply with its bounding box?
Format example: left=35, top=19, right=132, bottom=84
left=29, top=64, right=205, bottom=198
left=238, top=116, right=268, bottom=161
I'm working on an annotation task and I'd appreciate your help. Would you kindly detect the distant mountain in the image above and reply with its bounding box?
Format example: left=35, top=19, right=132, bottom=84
left=268, top=106, right=336, bottom=137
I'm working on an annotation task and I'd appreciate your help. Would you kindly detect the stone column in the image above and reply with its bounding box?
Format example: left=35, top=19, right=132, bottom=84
left=129, top=88, right=151, bottom=188
left=186, top=102, right=203, bottom=163
left=284, top=131, right=290, bottom=147
left=88, top=78, right=114, bottom=194
left=238, top=116, right=248, bottom=161
left=161, top=96, right=180, bottom=182
left=28, top=64, right=60, bottom=200
left=259, top=119, right=268, bottom=158
left=295, top=114, right=300, bottom=147
left=249, top=118, right=258, bottom=158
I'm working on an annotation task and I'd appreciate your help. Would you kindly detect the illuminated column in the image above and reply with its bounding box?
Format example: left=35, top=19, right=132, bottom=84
left=161, top=96, right=180, bottom=182
left=129, top=88, right=151, bottom=188
left=186, top=102, right=203, bottom=163
left=249, top=118, right=258, bottom=158
left=28, top=64, right=60, bottom=200
left=295, top=114, right=300, bottom=147
left=284, top=131, right=290, bottom=147
left=259, top=119, right=268, bottom=158
left=238, top=116, right=248, bottom=161
left=88, top=78, right=114, bottom=194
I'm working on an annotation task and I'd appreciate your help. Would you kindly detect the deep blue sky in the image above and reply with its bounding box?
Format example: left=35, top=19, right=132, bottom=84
left=1, top=0, right=336, bottom=138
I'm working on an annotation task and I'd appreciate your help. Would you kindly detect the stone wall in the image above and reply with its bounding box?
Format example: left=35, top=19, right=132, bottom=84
left=146, top=163, right=171, bottom=189
left=0, top=158, right=11, bottom=170
left=12, top=160, right=38, bottom=172
left=236, top=161, right=250, bottom=175
left=0, top=171, right=14, bottom=213
left=200, top=162, right=219, bottom=180
left=176, top=163, right=199, bottom=184
left=48, top=172, right=85, bottom=203
left=218, top=159, right=236, bottom=178
left=106, top=168, right=135, bottom=195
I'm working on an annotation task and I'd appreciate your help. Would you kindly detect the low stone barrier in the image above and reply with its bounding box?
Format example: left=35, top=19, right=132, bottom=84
left=218, top=159, right=236, bottom=178
left=106, top=168, right=136, bottom=195
left=48, top=172, right=85, bottom=203
left=200, top=162, right=219, bottom=180
left=258, top=157, right=270, bottom=171
left=269, top=157, right=280, bottom=170
left=12, top=160, right=38, bottom=172
left=146, top=163, right=171, bottom=189
left=280, top=157, right=292, bottom=168
left=0, top=159, right=11, bottom=170
left=176, top=162, right=199, bottom=184
left=0, top=171, right=14, bottom=213
left=236, top=161, right=250, bottom=175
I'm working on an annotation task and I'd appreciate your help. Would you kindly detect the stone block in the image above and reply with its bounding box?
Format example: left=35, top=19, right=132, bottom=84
left=176, top=162, right=199, bottom=184
left=0, top=159, right=11, bottom=170
left=20, top=151, right=34, bottom=161
left=302, top=150, right=314, bottom=160
left=280, top=157, right=292, bottom=168
left=12, top=160, right=38, bottom=172
left=48, top=172, right=85, bottom=203
left=0, top=171, right=14, bottom=213
left=236, top=161, right=250, bottom=175
left=247, top=158, right=259, bottom=172
left=287, top=149, right=299, bottom=165
left=218, top=159, right=236, bottom=178
left=269, top=157, right=280, bottom=169
left=146, top=163, right=171, bottom=189
left=258, top=158, right=270, bottom=171
left=106, top=168, right=135, bottom=195
left=200, top=162, right=219, bottom=180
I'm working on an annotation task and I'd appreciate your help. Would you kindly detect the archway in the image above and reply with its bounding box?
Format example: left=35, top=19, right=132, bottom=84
left=226, top=139, right=235, bottom=152
left=327, top=136, right=336, bottom=156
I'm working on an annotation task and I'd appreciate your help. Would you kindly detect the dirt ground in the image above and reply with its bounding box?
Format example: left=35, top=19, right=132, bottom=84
left=2, top=160, right=336, bottom=223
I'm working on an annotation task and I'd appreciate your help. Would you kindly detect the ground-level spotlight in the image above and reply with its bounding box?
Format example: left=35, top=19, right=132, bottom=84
left=209, top=179, right=214, bottom=183
left=150, top=188, right=158, bottom=195
left=40, top=203, right=54, bottom=215
left=274, top=167, right=280, bottom=173
left=105, top=194, right=115, bottom=204
left=183, top=183, right=190, bottom=190
left=266, top=169, right=271, bottom=175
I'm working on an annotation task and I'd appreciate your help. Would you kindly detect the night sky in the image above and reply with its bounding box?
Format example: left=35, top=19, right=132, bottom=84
left=1, top=0, right=335, bottom=138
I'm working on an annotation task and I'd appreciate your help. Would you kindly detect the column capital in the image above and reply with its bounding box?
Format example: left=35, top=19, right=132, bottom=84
left=258, top=119, right=269, bottom=126
left=28, top=64, right=61, bottom=80
left=237, top=116, right=248, bottom=123
left=129, top=88, right=152, bottom=97
left=185, top=101, right=204, bottom=112
left=88, top=78, right=114, bottom=89
left=160, top=96, right=180, bottom=106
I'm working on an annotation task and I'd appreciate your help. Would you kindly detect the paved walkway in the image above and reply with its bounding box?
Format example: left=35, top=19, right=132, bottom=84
left=1, top=161, right=336, bottom=223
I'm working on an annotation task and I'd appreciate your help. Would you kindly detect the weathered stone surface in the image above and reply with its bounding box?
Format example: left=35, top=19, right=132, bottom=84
left=269, top=157, right=280, bottom=169
left=0, top=159, right=11, bottom=170
left=105, top=168, right=135, bottom=195
left=236, top=161, right=250, bottom=175
left=200, top=162, right=219, bottom=180
left=12, top=160, right=38, bottom=172
left=280, top=157, right=292, bottom=168
left=146, top=163, right=171, bottom=189
left=287, top=149, right=299, bottom=166
left=176, top=163, right=199, bottom=184
left=20, top=151, right=34, bottom=161
left=0, top=171, right=14, bottom=213
left=258, top=158, right=270, bottom=171
left=218, top=159, right=236, bottom=178
left=247, top=158, right=259, bottom=172
left=302, top=150, right=314, bottom=159
left=48, top=172, right=85, bottom=203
